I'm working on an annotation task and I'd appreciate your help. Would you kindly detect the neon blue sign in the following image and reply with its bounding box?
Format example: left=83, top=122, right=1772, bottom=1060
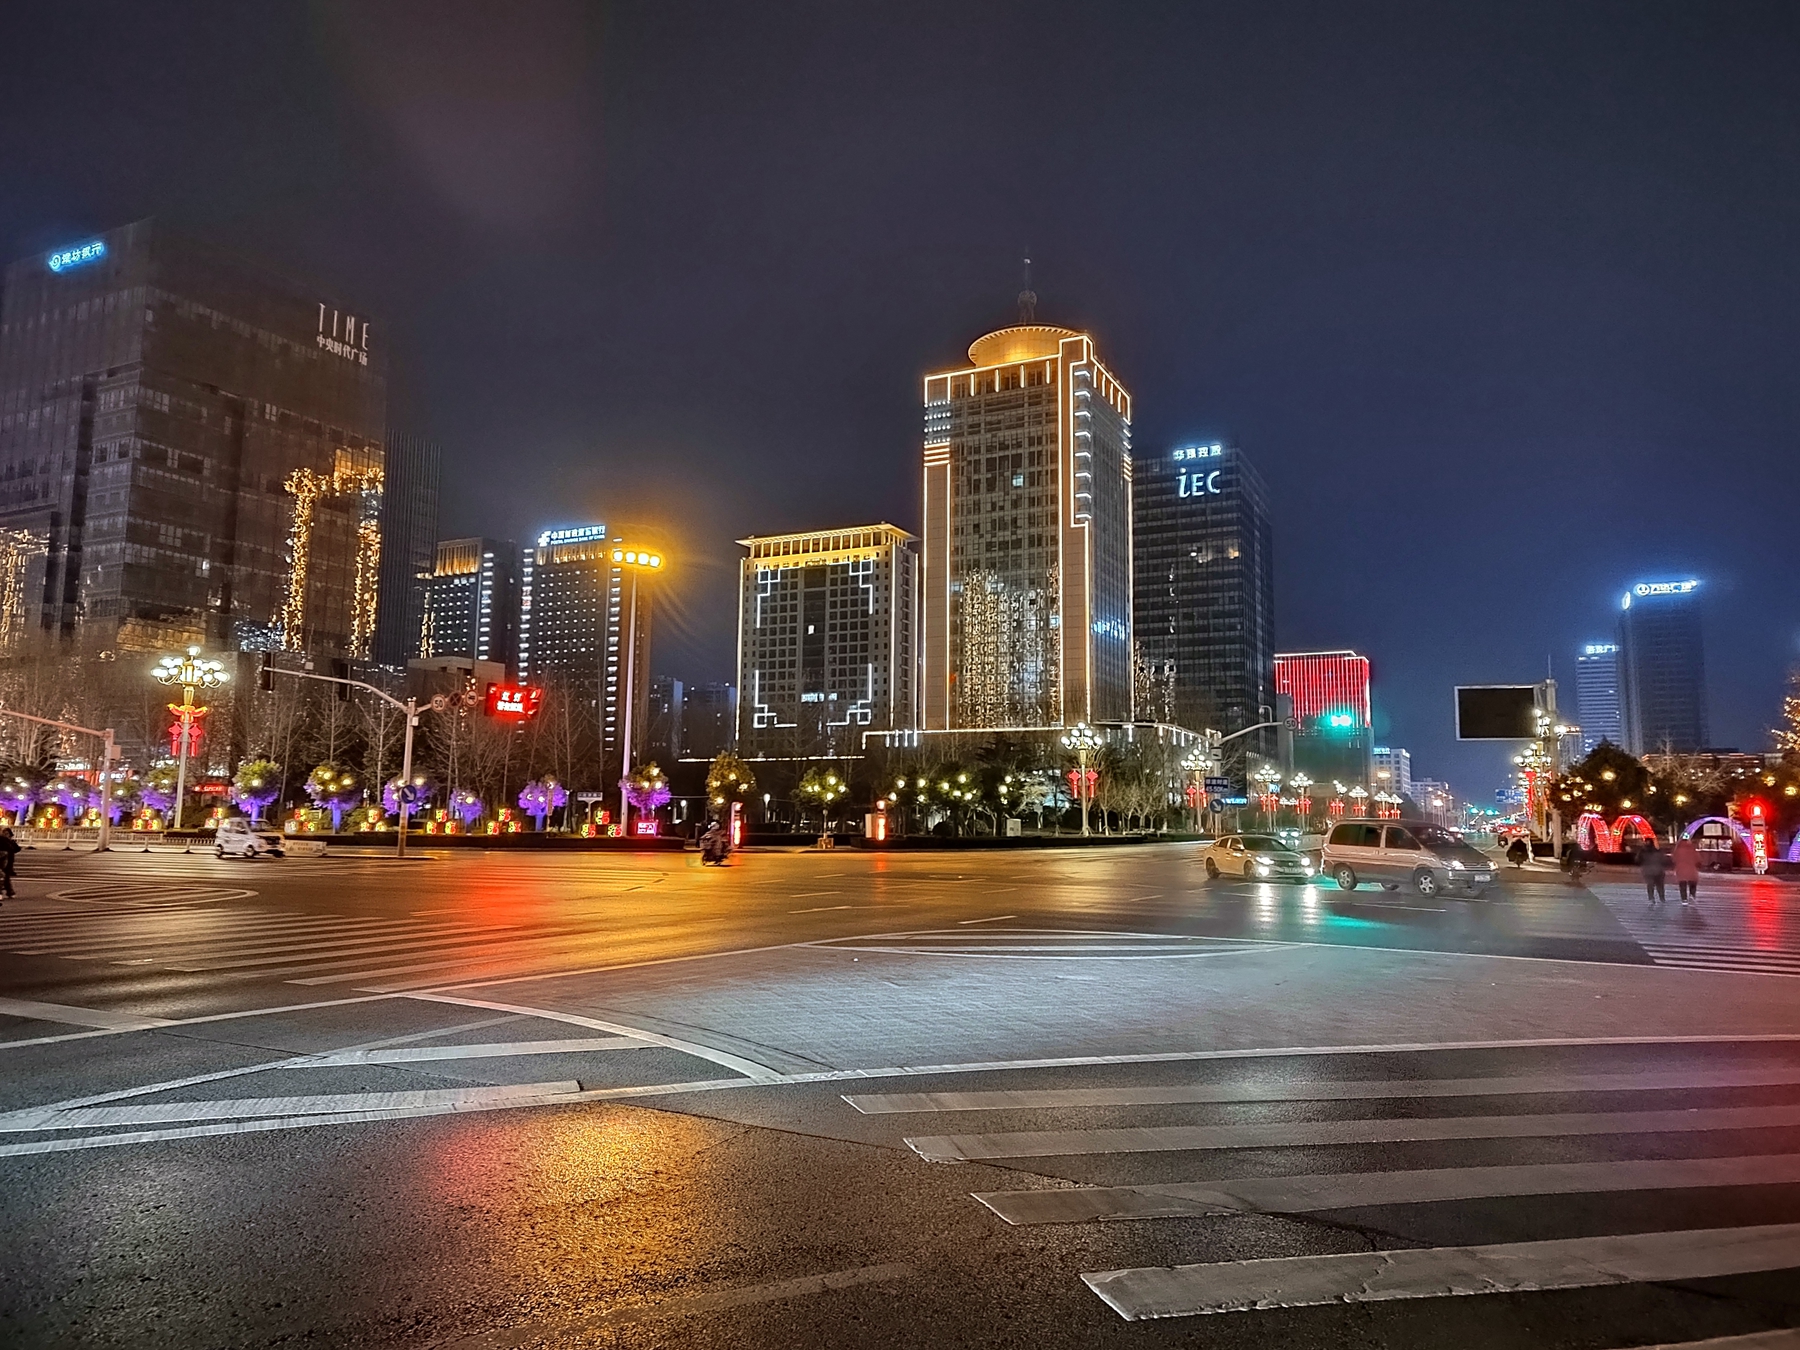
left=1178, top=470, right=1220, bottom=497
left=47, top=240, right=106, bottom=273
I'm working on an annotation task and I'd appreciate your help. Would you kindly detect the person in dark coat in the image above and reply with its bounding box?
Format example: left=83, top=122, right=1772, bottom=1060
left=0, top=825, right=18, bottom=902
left=1671, top=835, right=1701, bottom=906
left=1640, top=842, right=1668, bottom=907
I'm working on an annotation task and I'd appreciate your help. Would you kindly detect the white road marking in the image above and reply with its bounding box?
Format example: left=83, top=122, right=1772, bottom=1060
left=0, top=997, right=173, bottom=1031
left=1638, top=1332, right=1800, bottom=1349
left=904, top=1102, right=1800, bottom=1162
left=0, top=1082, right=582, bottom=1131
left=400, top=992, right=789, bottom=1083
left=844, top=1066, right=1800, bottom=1114
left=789, top=905, right=854, bottom=914
left=301, top=1037, right=643, bottom=1065
left=957, top=915, right=1018, bottom=924
left=975, top=1152, right=1800, bottom=1224
left=1080, top=1223, right=1800, bottom=1320
left=169, top=927, right=544, bottom=973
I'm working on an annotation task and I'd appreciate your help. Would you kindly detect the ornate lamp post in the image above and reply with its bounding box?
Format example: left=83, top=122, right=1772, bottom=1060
left=1060, top=721, right=1102, bottom=838
left=1289, top=772, right=1314, bottom=824
left=1348, top=784, right=1369, bottom=817
left=1252, top=764, right=1282, bottom=823
left=1180, top=747, right=1209, bottom=832
left=152, top=647, right=228, bottom=831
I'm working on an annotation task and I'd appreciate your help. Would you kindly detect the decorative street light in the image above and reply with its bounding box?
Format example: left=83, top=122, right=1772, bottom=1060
left=607, top=546, right=665, bottom=835
left=1289, top=772, right=1314, bottom=822
left=1060, top=721, right=1102, bottom=837
left=1252, top=764, right=1282, bottom=822
left=152, top=647, right=229, bottom=831
left=1348, top=784, right=1369, bottom=817
left=1180, top=747, right=1210, bottom=833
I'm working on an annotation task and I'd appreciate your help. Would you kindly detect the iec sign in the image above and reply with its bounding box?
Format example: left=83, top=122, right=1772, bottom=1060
left=47, top=240, right=106, bottom=272
left=483, top=683, right=543, bottom=719
left=1172, top=443, right=1224, bottom=498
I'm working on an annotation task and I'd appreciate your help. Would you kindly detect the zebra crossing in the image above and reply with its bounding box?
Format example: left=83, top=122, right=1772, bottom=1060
left=0, top=901, right=616, bottom=991
left=1590, top=879, right=1800, bottom=977
left=851, top=1048, right=1800, bottom=1326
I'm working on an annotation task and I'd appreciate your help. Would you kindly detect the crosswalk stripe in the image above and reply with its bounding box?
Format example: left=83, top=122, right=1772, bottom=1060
left=136, top=923, right=500, bottom=962
left=847, top=1066, right=1800, bottom=1113
left=906, top=1102, right=1800, bottom=1162
left=12, top=917, right=439, bottom=956
left=0, top=1081, right=583, bottom=1131
left=977, top=1151, right=1800, bottom=1224
left=0, top=996, right=173, bottom=1031
left=286, top=937, right=607, bottom=985
left=1081, top=1223, right=1800, bottom=1319
left=302, top=1037, right=643, bottom=1066
left=164, top=928, right=545, bottom=972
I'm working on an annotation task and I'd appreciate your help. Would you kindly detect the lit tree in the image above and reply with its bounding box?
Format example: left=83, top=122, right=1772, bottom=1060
left=383, top=771, right=435, bottom=818
left=518, top=776, right=568, bottom=831
left=305, top=763, right=363, bottom=833
left=140, top=764, right=179, bottom=819
left=797, top=765, right=851, bottom=833
left=705, top=752, right=757, bottom=813
left=42, top=773, right=91, bottom=823
left=232, top=758, right=282, bottom=822
left=449, top=789, right=484, bottom=830
left=622, top=763, right=672, bottom=820
left=0, top=764, right=45, bottom=824
left=1778, top=668, right=1800, bottom=755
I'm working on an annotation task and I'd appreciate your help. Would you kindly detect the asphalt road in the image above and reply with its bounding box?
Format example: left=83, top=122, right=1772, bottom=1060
left=2, top=842, right=1799, bottom=1349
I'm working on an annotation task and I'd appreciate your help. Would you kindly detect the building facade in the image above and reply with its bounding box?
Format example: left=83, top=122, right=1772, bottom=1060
left=921, top=321, right=1132, bottom=730
left=1575, top=641, right=1624, bottom=753
left=736, top=523, right=917, bottom=757
left=646, top=675, right=684, bottom=764
left=418, top=537, right=520, bottom=674
left=683, top=682, right=736, bottom=760
left=519, top=524, right=657, bottom=788
left=1132, top=440, right=1274, bottom=749
left=1618, top=579, right=1707, bottom=754
left=1372, top=745, right=1413, bottom=800
left=1276, top=650, right=1375, bottom=786
left=373, top=432, right=440, bottom=667
left=0, top=218, right=385, bottom=655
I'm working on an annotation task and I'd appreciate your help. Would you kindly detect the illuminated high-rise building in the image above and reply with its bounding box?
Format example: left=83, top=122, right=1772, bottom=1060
left=736, top=524, right=916, bottom=757
left=1575, top=642, right=1624, bottom=753
left=921, top=314, right=1132, bottom=729
left=519, top=524, right=659, bottom=787
left=1132, top=440, right=1275, bottom=746
left=1618, top=579, right=1707, bottom=753
left=0, top=218, right=384, bottom=655
left=1276, top=650, right=1374, bottom=785
left=418, top=537, right=519, bottom=675
left=373, top=433, right=441, bottom=667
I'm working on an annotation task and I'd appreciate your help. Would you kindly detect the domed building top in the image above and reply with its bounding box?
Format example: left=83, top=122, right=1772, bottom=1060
left=967, top=324, right=1081, bottom=367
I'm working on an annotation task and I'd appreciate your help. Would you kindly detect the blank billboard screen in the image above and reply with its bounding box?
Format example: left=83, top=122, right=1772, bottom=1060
left=1456, top=686, right=1537, bottom=740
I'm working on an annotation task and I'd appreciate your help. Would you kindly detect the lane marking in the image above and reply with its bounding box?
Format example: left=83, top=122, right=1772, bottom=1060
left=905, top=1102, right=1800, bottom=1162
left=845, top=1066, right=1800, bottom=1114
left=0, top=997, right=173, bottom=1031
left=1640, top=1333, right=1800, bottom=1349
left=0, top=1082, right=582, bottom=1131
left=441, top=1262, right=914, bottom=1347
left=958, top=915, right=1018, bottom=924
left=300, top=1037, right=643, bottom=1066
left=400, top=992, right=789, bottom=1083
left=789, top=905, right=854, bottom=914
left=976, top=1152, right=1800, bottom=1224
left=1081, top=1223, right=1800, bottom=1320
left=167, top=927, right=552, bottom=973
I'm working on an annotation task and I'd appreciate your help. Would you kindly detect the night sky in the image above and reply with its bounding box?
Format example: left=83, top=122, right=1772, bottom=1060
left=4, top=1, right=1797, bottom=796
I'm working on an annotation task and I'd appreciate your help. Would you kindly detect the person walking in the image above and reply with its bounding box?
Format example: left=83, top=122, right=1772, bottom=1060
left=0, top=825, right=18, bottom=904
left=1640, top=840, right=1668, bottom=907
left=1672, top=833, right=1701, bottom=906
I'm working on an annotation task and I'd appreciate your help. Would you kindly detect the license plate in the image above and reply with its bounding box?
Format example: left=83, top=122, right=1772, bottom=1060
left=1473, top=874, right=1491, bottom=883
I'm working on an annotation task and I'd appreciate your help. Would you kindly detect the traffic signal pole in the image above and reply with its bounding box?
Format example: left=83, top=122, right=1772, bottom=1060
left=266, top=660, right=422, bottom=859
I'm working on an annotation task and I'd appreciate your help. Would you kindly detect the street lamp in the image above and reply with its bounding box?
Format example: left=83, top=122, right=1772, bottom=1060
left=1060, top=721, right=1102, bottom=837
left=607, top=546, right=664, bottom=835
left=152, top=647, right=228, bottom=831
left=1348, top=784, right=1369, bottom=817
left=1180, top=747, right=1209, bottom=832
left=1253, top=764, right=1282, bottom=822
left=1290, top=772, right=1313, bottom=823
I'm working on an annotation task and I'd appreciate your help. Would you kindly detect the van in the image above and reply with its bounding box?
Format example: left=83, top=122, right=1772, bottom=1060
left=215, top=818, right=285, bottom=859
left=1322, top=819, right=1493, bottom=899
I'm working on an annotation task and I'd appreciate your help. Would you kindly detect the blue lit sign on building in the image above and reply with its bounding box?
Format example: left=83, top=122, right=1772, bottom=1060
left=46, top=240, right=106, bottom=273
left=1173, top=443, right=1224, bottom=498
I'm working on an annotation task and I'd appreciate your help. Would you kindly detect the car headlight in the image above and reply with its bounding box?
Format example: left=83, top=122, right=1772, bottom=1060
left=1303, top=859, right=1315, bottom=874
left=1255, top=860, right=1271, bottom=874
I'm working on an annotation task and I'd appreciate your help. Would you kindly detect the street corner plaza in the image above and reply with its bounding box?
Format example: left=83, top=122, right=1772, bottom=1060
left=3, top=845, right=1800, bottom=1348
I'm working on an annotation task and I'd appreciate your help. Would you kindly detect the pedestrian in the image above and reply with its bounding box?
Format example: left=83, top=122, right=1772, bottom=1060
left=1671, top=833, right=1701, bottom=906
left=0, top=824, right=18, bottom=904
left=1640, top=840, right=1668, bottom=907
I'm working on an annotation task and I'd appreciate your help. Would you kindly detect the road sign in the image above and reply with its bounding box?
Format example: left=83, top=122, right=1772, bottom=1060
left=575, top=792, right=607, bottom=803
left=1204, top=777, right=1232, bottom=794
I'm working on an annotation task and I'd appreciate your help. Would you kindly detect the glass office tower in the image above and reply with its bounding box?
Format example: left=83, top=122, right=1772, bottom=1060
left=921, top=321, right=1133, bottom=729
left=1132, top=440, right=1275, bottom=747
left=1575, top=642, right=1625, bottom=752
left=1618, top=579, right=1707, bottom=753
left=0, top=218, right=385, bottom=655
left=419, top=537, right=520, bottom=675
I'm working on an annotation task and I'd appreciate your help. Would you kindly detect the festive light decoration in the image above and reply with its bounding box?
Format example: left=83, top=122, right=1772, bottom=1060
left=153, top=646, right=229, bottom=829
left=304, top=763, right=363, bottom=833
left=449, top=789, right=484, bottom=829
left=280, top=450, right=384, bottom=653
left=1060, top=720, right=1102, bottom=837
left=232, top=759, right=281, bottom=822
left=382, top=772, right=434, bottom=817
left=518, top=778, right=568, bottom=830
left=0, top=527, right=45, bottom=653
left=1575, top=811, right=1659, bottom=853
left=623, top=764, right=672, bottom=815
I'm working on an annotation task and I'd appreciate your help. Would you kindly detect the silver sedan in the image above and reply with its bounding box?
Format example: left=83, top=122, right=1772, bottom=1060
left=1201, top=833, right=1317, bottom=882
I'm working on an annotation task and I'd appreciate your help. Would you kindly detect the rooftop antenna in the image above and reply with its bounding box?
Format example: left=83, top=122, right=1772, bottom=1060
left=1017, top=254, right=1037, bottom=324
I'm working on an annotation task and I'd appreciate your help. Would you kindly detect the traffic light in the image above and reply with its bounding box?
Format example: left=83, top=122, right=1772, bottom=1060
left=258, top=652, right=274, bottom=692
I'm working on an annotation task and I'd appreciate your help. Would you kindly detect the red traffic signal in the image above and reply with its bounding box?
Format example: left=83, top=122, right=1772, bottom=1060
left=484, top=683, right=543, bottom=719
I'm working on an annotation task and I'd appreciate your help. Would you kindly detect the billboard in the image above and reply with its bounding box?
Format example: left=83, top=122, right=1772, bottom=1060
left=1455, top=685, right=1538, bottom=740
left=484, top=683, right=544, bottom=720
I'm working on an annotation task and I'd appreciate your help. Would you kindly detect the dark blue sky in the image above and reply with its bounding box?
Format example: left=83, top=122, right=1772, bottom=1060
left=4, top=1, right=1796, bottom=796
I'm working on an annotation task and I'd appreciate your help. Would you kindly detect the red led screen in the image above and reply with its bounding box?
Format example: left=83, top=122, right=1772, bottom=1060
left=484, top=683, right=544, bottom=719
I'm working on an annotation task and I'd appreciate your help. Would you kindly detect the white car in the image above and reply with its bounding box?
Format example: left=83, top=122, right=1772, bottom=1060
left=1200, top=833, right=1316, bottom=882
left=215, top=818, right=285, bottom=859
